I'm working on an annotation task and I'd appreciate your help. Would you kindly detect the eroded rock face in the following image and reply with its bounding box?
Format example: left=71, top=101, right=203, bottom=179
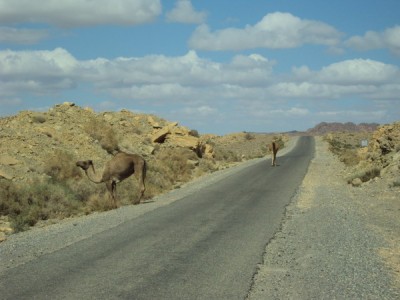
left=151, top=122, right=214, bottom=158
left=370, top=123, right=400, bottom=156
left=349, top=122, right=400, bottom=185
left=0, top=103, right=219, bottom=189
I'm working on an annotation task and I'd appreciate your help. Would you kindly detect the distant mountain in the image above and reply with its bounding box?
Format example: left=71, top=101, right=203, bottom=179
left=307, top=122, right=379, bottom=135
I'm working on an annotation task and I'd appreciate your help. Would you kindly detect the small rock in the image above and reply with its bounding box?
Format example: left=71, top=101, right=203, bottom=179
left=62, top=102, right=75, bottom=107
left=0, top=169, right=14, bottom=180
left=0, top=232, right=6, bottom=243
left=351, top=178, right=363, bottom=187
left=0, top=155, right=20, bottom=166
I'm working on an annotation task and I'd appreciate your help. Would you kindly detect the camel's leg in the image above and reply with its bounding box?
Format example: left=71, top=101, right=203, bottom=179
left=106, top=180, right=118, bottom=208
left=133, top=161, right=146, bottom=205
left=272, top=153, right=276, bottom=166
left=133, top=174, right=145, bottom=205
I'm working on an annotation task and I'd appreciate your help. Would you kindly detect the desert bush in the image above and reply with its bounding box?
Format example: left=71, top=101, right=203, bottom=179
left=139, top=147, right=199, bottom=199
left=0, top=179, right=84, bottom=232
left=157, top=147, right=197, bottom=182
left=0, top=180, right=20, bottom=216
left=389, top=180, right=400, bottom=188
left=84, top=117, right=119, bottom=154
left=85, top=193, right=115, bottom=213
left=195, top=159, right=219, bottom=177
left=189, top=129, right=199, bottom=137
left=244, top=132, right=255, bottom=140
left=213, top=149, right=241, bottom=163
left=325, top=136, right=360, bottom=166
left=347, top=167, right=381, bottom=184
left=31, top=113, right=46, bottom=123
left=44, top=149, right=81, bottom=181
left=339, top=149, right=360, bottom=166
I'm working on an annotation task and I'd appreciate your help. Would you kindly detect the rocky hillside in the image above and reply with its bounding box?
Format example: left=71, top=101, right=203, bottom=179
left=0, top=102, right=285, bottom=237
left=307, top=122, right=379, bottom=135
left=325, top=121, right=400, bottom=187
left=353, top=122, right=400, bottom=185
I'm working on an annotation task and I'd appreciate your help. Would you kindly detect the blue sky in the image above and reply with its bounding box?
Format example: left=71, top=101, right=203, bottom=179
left=0, top=0, right=399, bottom=134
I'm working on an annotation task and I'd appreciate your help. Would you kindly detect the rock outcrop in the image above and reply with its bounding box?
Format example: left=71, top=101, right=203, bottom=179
left=307, top=122, right=379, bottom=135
left=151, top=121, right=214, bottom=158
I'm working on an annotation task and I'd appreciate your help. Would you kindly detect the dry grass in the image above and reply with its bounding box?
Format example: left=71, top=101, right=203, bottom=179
left=31, top=113, right=47, bottom=124
left=142, top=147, right=200, bottom=199
left=85, top=193, right=115, bottom=213
left=324, top=133, right=370, bottom=166
left=84, top=117, right=119, bottom=154
left=0, top=148, right=110, bottom=232
left=346, top=167, right=381, bottom=184
left=0, top=179, right=84, bottom=232
left=324, top=132, right=384, bottom=184
left=44, top=149, right=82, bottom=181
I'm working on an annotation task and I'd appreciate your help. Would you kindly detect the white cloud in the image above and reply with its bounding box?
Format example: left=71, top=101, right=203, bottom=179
left=316, top=59, right=400, bottom=85
left=0, top=0, right=161, bottom=27
left=345, top=25, right=400, bottom=56
left=79, top=50, right=274, bottom=92
left=182, top=105, right=217, bottom=116
left=166, top=0, right=206, bottom=24
left=0, top=27, right=49, bottom=44
left=0, top=48, right=78, bottom=77
left=0, top=98, right=22, bottom=106
left=1, top=48, right=399, bottom=126
left=189, top=12, right=341, bottom=50
left=0, top=48, right=78, bottom=95
left=270, top=107, right=310, bottom=117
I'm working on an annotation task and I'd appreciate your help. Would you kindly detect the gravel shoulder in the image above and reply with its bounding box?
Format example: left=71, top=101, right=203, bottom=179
left=247, top=136, right=400, bottom=299
left=0, top=138, right=297, bottom=274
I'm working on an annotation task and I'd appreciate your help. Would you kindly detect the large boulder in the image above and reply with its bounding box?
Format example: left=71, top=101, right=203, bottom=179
left=151, top=122, right=215, bottom=158
left=151, top=122, right=178, bottom=143
left=166, top=135, right=200, bottom=151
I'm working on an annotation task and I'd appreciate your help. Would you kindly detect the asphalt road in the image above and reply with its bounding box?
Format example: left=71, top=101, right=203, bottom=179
left=1, top=136, right=314, bottom=300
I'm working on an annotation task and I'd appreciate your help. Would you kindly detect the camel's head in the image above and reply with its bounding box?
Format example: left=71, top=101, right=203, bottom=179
left=76, top=160, right=93, bottom=171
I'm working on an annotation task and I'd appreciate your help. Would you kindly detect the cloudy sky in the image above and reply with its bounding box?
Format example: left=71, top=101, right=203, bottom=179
left=0, top=0, right=399, bottom=134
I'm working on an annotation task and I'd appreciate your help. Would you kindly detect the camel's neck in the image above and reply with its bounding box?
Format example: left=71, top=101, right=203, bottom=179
left=85, top=164, right=103, bottom=184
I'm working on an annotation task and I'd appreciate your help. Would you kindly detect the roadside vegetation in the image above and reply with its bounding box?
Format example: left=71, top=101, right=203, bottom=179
left=324, top=123, right=400, bottom=187
left=0, top=104, right=285, bottom=233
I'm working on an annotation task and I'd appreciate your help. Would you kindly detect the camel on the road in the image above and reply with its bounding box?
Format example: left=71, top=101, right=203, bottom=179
left=76, top=152, right=146, bottom=207
left=268, top=141, right=280, bottom=166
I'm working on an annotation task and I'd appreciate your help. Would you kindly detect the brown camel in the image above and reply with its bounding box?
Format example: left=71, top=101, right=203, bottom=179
left=76, top=152, right=146, bottom=206
left=268, top=141, right=280, bottom=166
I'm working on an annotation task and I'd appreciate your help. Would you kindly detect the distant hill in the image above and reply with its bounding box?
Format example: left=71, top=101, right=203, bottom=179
left=307, top=122, right=379, bottom=135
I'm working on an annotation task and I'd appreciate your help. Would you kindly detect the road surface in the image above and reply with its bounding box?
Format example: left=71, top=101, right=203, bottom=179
left=1, top=136, right=314, bottom=299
